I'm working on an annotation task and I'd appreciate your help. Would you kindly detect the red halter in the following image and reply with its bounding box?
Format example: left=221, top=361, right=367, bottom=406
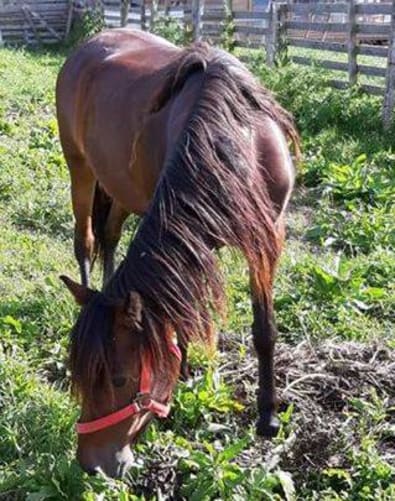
left=75, top=342, right=182, bottom=435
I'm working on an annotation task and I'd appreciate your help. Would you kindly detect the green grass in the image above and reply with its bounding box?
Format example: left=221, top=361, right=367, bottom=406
left=0, top=39, right=394, bottom=500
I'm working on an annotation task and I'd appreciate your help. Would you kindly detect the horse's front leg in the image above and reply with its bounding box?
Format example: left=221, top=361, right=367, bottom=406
left=101, top=201, right=129, bottom=288
left=179, top=342, right=190, bottom=380
left=250, top=275, right=279, bottom=438
left=68, top=156, right=96, bottom=287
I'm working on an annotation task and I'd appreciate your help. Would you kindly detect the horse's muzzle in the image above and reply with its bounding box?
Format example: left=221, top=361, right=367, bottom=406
left=77, top=443, right=135, bottom=478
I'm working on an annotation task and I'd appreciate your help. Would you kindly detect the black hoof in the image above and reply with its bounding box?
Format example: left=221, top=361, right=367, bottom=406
left=256, top=414, right=280, bottom=438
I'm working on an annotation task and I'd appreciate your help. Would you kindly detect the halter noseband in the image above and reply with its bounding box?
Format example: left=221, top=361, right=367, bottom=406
left=75, top=341, right=182, bottom=435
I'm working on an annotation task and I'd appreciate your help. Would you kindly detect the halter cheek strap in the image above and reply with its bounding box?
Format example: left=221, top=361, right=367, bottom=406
left=75, top=342, right=182, bottom=435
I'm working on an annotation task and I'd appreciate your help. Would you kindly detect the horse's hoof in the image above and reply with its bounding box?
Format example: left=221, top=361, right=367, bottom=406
left=256, top=414, right=280, bottom=438
left=180, top=363, right=191, bottom=381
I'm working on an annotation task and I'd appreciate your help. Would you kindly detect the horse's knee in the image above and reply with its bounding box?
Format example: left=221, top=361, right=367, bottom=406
left=74, top=223, right=95, bottom=256
left=74, top=225, right=95, bottom=286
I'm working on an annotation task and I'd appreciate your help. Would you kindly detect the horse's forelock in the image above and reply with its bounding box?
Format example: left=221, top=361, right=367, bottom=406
left=69, top=293, right=115, bottom=401
left=69, top=293, right=177, bottom=403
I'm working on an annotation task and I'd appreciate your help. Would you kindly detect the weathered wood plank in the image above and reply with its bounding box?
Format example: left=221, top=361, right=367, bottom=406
left=356, top=4, right=393, bottom=16
left=192, top=0, right=201, bottom=40
left=329, top=79, right=385, bottom=96
left=202, top=8, right=225, bottom=15
left=348, top=0, right=358, bottom=85
left=358, top=45, right=389, bottom=58
left=383, top=0, right=395, bottom=128
left=286, top=21, right=348, bottom=33
left=360, top=83, right=385, bottom=96
left=25, top=7, right=62, bottom=40
left=265, top=0, right=275, bottom=66
left=126, top=18, right=141, bottom=25
left=234, top=40, right=263, bottom=49
left=358, top=64, right=387, bottom=77
left=232, top=11, right=269, bottom=20
left=289, top=38, right=348, bottom=53
left=0, top=23, right=65, bottom=31
left=201, top=26, right=220, bottom=35
left=0, top=5, right=67, bottom=16
left=292, top=56, right=349, bottom=72
left=201, top=14, right=224, bottom=21
left=104, top=13, right=122, bottom=21
left=357, top=23, right=391, bottom=35
left=290, top=3, right=348, bottom=15
left=234, top=25, right=269, bottom=36
left=64, top=0, right=73, bottom=39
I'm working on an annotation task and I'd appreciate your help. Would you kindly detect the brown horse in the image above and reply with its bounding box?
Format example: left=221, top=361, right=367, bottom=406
left=56, top=29, right=299, bottom=477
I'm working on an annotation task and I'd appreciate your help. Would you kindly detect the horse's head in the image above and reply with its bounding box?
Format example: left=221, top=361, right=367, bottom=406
left=61, top=276, right=181, bottom=477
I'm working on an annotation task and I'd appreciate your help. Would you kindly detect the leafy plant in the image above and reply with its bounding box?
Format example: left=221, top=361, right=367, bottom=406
left=67, top=9, right=105, bottom=47
left=152, top=15, right=191, bottom=46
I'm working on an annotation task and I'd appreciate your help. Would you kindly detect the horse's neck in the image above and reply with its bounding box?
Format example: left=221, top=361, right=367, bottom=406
left=104, top=71, right=209, bottom=304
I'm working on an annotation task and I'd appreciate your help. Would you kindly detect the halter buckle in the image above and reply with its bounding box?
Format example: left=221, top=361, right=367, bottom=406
left=134, top=392, right=152, bottom=410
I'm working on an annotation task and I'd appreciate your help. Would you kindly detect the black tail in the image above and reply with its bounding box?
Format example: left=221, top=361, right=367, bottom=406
left=92, top=183, right=113, bottom=268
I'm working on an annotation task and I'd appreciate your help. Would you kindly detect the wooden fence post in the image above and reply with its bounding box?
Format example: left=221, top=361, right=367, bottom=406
left=224, top=0, right=233, bottom=24
left=383, top=0, right=395, bottom=129
left=347, top=0, right=358, bottom=86
left=266, top=1, right=276, bottom=66
left=164, top=0, right=170, bottom=17
left=64, top=0, right=74, bottom=39
left=120, top=0, right=129, bottom=27
left=192, top=0, right=201, bottom=41
left=275, top=3, right=288, bottom=65
left=150, top=0, right=158, bottom=31
left=140, top=0, right=146, bottom=31
left=224, top=0, right=234, bottom=51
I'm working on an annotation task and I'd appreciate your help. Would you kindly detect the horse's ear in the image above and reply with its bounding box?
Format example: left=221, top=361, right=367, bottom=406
left=124, top=291, right=143, bottom=331
left=60, top=275, right=96, bottom=306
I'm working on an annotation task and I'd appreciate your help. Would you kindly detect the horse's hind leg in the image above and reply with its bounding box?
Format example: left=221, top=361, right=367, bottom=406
left=102, top=202, right=129, bottom=287
left=68, top=154, right=96, bottom=286
left=249, top=224, right=284, bottom=438
left=250, top=271, right=279, bottom=437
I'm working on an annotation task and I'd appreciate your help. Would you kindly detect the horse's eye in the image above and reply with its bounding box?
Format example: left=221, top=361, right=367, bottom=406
left=112, top=376, right=127, bottom=387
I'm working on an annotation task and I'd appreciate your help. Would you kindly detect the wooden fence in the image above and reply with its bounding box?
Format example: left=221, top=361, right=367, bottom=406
left=102, top=0, right=193, bottom=31
left=0, top=0, right=394, bottom=125
left=200, top=0, right=395, bottom=127
left=0, top=0, right=70, bottom=44
left=286, top=2, right=393, bottom=97
left=97, top=0, right=395, bottom=126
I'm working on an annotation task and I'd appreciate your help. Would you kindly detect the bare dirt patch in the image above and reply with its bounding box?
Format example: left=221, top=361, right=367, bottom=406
left=132, top=338, right=394, bottom=498
left=221, top=337, right=395, bottom=476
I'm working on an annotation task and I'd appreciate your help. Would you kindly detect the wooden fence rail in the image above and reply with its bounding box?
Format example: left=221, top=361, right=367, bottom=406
left=0, top=0, right=394, bottom=126
left=195, top=0, right=395, bottom=127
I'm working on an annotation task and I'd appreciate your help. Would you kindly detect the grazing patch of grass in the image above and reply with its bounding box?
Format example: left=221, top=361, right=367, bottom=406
left=0, top=41, right=394, bottom=500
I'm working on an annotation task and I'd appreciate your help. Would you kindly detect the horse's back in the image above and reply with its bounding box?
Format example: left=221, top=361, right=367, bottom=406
left=56, top=29, right=178, bottom=151
left=56, top=30, right=180, bottom=212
